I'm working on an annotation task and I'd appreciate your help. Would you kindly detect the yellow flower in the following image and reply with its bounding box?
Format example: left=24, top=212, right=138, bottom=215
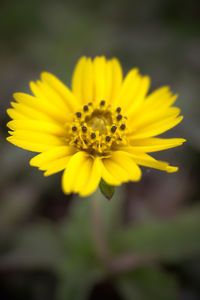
left=7, top=56, right=185, bottom=196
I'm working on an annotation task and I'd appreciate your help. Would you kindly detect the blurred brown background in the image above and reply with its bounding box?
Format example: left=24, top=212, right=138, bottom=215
left=0, top=0, right=200, bottom=299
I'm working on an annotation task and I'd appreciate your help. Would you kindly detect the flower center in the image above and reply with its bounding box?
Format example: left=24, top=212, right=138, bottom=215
left=67, top=100, right=128, bottom=155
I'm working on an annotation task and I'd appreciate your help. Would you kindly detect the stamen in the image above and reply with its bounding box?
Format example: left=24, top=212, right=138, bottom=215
left=72, top=126, right=77, bottom=131
left=120, top=124, right=126, bottom=130
left=117, top=114, right=122, bottom=121
left=88, top=102, right=92, bottom=106
left=111, top=125, right=117, bottom=133
left=91, top=132, right=96, bottom=139
left=76, top=112, right=82, bottom=118
left=106, top=136, right=111, bottom=142
left=83, top=105, right=89, bottom=112
left=82, top=126, right=87, bottom=132
left=100, top=100, right=105, bottom=106
left=116, top=107, right=121, bottom=113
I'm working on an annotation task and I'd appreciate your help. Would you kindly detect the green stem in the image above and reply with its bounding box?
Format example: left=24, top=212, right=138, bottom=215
left=91, top=189, right=111, bottom=266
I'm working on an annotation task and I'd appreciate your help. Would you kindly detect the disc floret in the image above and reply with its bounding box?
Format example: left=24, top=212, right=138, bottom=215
left=68, top=101, right=128, bottom=155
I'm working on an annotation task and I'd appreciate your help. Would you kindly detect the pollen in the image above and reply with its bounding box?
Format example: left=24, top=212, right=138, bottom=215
left=68, top=101, right=128, bottom=155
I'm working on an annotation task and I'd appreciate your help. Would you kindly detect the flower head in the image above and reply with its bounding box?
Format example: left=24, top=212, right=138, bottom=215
left=7, top=56, right=185, bottom=196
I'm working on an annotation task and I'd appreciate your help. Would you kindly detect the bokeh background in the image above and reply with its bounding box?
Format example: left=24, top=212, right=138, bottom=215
left=0, top=0, right=200, bottom=299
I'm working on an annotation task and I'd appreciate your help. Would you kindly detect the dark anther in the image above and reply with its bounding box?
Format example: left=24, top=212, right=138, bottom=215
left=83, top=105, right=89, bottom=112
left=111, top=125, right=117, bottom=133
left=76, top=112, right=82, bottom=118
left=82, top=126, right=87, bottom=132
left=84, top=139, right=88, bottom=144
left=106, top=136, right=111, bottom=142
left=72, top=126, right=77, bottom=131
left=100, top=100, right=105, bottom=106
left=120, top=124, right=126, bottom=130
left=117, top=114, right=122, bottom=121
left=116, top=107, right=121, bottom=113
left=88, top=102, right=92, bottom=106
left=91, top=132, right=96, bottom=139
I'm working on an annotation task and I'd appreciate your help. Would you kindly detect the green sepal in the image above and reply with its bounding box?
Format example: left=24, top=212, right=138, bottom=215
left=99, top=179, right=115, bottom=200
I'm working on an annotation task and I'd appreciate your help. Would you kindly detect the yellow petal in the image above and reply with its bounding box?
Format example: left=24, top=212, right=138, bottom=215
left=93, top=56, right=107, bottom=102
left=166, top=166, right=178, bottom=173
left=93, top=57, right=123, bottom=104
left=129, top=115, right=183, bottom=139
left=129, top=137, right=186, bottom=152
left=9, top=100, right=53, bottom=123
left=123, top=150, right=178, bottom=173
left=30, top=146, right=75, bottom=176
left=80, top=157, right=101, bottom=197
left=7, top=131, right=65, bottom=152
left=41, top=72, right=77, bottom=112
left=128, top=91, right=178, bottom=124
left=99, top=160, right=121, bottom=186
left=101, top=151, right=141, bottom=185
left=7, top=120, right=67, bottom=136
left=29, top=82, right=69, bottom=123
left=71, top=155, right=93, bottom=193
left=12, top=93, right=69, bottom=124
left=72, top=56, right=87, bottom=104
left=44, top=157, right=72, bottom=176
left=128, top=106, right=180, bottom=131
left=35, top=79, right=72, bottom=114
left=113, top=68, right=140, bottom=107
left=71, top=56, right=123, bottom=105
left=106, top=58, right=123, bottom=103
left=82, top=58, right=94, bottom=104
left=144, top=86, right=176, bottom=109
left=7, top=108, right=27, bottom=120
left=71, top=57, right=94, bottom=104
left=62, top=151, right=85, bottom=194
left=62, top=151, right=101, bottom=196
left=30, top=146, right=75, bottom=167
left=128, top=76, right=151, bottom=114
left=7, top=137, right=55, bottom=152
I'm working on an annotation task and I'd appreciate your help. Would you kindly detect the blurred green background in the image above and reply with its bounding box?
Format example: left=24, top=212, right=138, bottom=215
left=0, top=0, right=200, bottom=299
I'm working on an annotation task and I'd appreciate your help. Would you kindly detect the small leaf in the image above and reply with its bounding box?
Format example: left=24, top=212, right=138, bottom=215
left=99, top=179, right=115, bottom=200
left=117, top=267, right=179, bottom=300
left=0, top=222, right=64, bottom=270
left=57, top=262, right=102, bottom=300
left=112, top=205, right=200, bottom=262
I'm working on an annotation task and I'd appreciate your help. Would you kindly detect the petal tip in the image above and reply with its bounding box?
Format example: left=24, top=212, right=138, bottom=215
left=40, top=71, right=51, bottom=80
left=6, top=136, right=12, bottom=142
left=166, top=166, right=179, bottom=173
left=29, top=157, right=37, bottom=166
